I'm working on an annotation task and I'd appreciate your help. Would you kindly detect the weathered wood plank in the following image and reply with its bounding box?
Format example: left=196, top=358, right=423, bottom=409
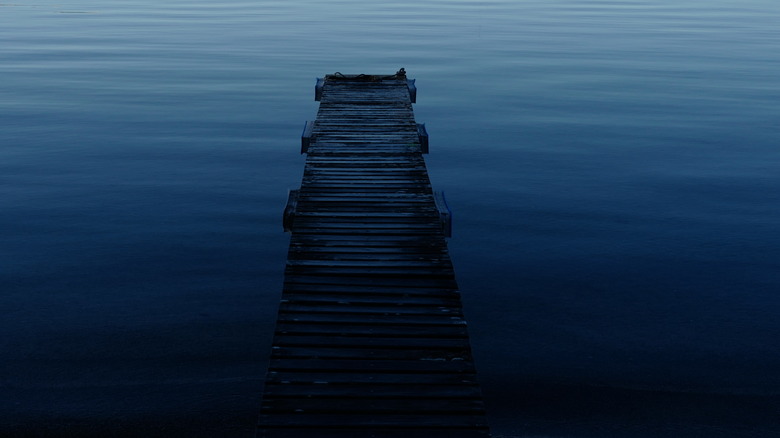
left=278, top=303, right=464, bottom=317
left=274, top=321, right=468, bottom=336
left=283, top=273, right=459, bottom=288
left=275, top=313, right=467, bottom=328
left=261, top=397, right=485, bottom=414
left=259, top=428, right=489, bottom=438
left=261, top=381, right=484, bottom=398
left=270, top=346, right=471, bottom=361
left=279, top=283, right=462, bottom=298
left=265, top=370, right=479, bottom=385
left=269, top=356, right=475, bottom=372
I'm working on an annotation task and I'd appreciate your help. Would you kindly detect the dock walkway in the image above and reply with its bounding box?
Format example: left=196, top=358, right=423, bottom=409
left=257, top=71, right=490, bottom=438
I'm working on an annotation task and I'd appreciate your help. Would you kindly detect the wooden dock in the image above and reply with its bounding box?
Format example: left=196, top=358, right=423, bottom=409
left=257, top=71, right=490, bottom=438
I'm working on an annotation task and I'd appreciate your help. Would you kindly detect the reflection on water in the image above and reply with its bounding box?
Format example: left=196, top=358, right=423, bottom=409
left=2, top=0, right=779, bottom=436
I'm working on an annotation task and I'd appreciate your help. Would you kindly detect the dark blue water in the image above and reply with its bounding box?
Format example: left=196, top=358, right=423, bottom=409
left=2, top=1, right=779, bottom=436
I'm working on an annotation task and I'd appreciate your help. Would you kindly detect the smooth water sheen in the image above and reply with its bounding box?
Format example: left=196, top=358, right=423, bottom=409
left=2, top=1, right=779, bottom=436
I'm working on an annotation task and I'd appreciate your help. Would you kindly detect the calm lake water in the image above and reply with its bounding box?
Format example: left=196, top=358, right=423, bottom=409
left=2, top=1, right=779, bottom=436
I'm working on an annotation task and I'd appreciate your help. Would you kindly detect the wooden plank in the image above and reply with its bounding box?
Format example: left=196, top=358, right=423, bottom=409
left=261, top=397, right=485, bottom=414
left=270, top=335, right=471, bottom=350
left=279, top=284, right=462, bottom=298
left=268, top=358, right=475, bottom=374
left=265, top=370, right=479, bottom=385
left=276, top=312, right=467, bottom=326
left=277, top=303, right=464, bottom=317
left=258, top=413, right=488, bottom=428
left=259, top=428, right=489, bottom=438
left=274, top=321, right=468, bottom=336
left=283, top=274, right=459, bottom=288
left=261, top=383, right=483, bottom=399
left=269, top=346, right=471, bottom=361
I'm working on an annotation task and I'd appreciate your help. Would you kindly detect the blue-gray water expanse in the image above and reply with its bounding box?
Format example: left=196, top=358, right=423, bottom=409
left=2, top=1, right=779, bottom=436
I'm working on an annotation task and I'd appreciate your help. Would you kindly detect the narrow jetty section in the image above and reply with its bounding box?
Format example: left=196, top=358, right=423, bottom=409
left=257, top=71, right=490, bottom=438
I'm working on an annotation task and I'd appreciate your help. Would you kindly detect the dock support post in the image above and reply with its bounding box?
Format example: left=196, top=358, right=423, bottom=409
left=407, top=78, right=417, bottom=103
left=282, top=189, right=299, bottom=232
left=417, top=123, right=429, bottom=154
left=315, top=78, right=325, bottom=101
left=434, top=190, right=453, bottom=237
left=301, top=120, right=314, bottom=154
